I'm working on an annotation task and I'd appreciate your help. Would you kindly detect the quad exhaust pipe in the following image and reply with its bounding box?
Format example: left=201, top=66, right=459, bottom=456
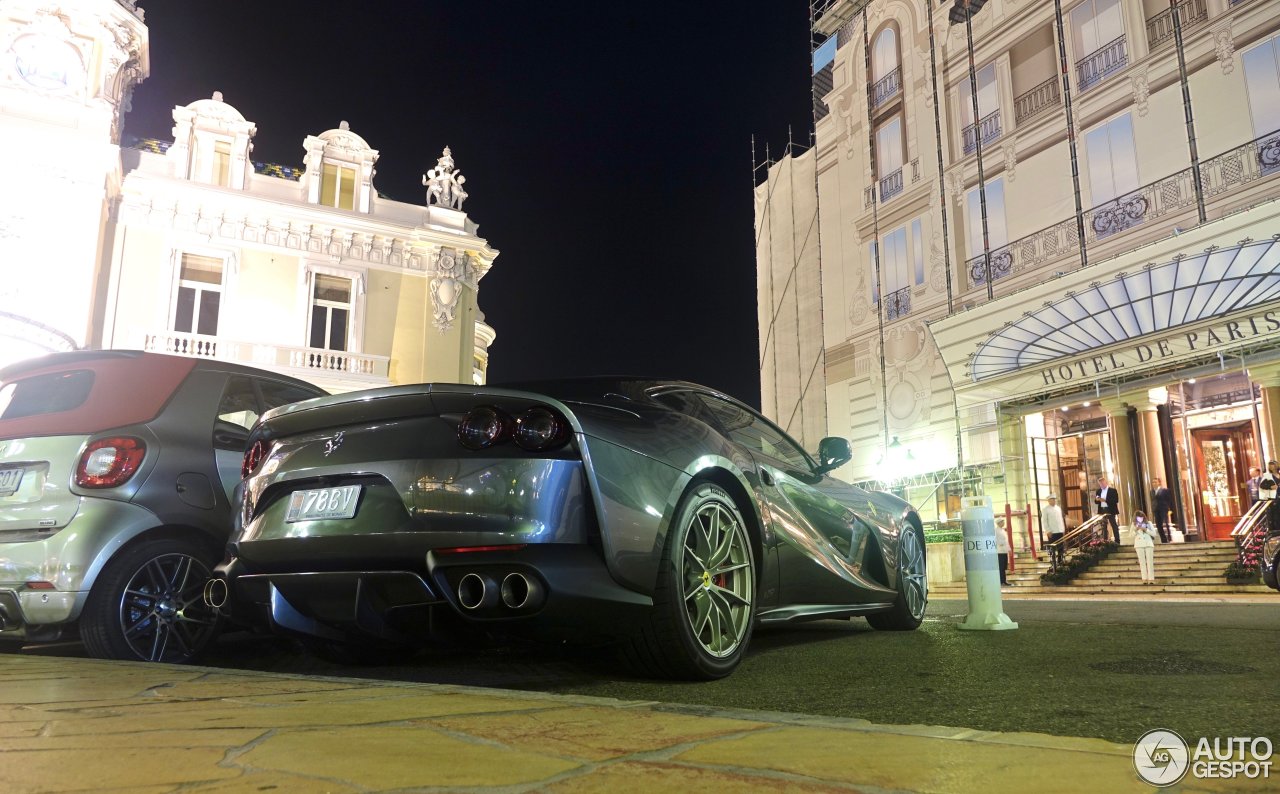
left=456, top=571, right=545, bottom=612
left=203, top=578, right=229, bottom=610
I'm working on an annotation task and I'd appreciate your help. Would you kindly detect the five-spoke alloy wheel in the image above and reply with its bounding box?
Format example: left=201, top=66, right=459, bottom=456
left=623, top=481, right=756, bottom=680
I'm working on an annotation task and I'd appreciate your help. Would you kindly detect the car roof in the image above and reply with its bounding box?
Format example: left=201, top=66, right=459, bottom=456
left=0, top=350, right=321, bottom=439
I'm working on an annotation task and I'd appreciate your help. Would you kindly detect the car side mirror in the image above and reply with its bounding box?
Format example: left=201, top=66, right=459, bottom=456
left=815, top=437, right=852, bottom=475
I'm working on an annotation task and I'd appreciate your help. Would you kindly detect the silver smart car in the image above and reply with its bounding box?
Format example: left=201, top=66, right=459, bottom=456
left=0, top=350, right=323, bottom=661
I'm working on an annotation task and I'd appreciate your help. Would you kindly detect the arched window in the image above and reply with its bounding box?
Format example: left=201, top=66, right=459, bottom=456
left=302, top=122, right=379, bottom=214
left=167, top=92, right=255, bottom=189
left=871, top=27, right=901, bottom=109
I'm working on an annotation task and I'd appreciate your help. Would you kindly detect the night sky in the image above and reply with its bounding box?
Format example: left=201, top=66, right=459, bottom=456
left=124, top=1, right=815, bottom=407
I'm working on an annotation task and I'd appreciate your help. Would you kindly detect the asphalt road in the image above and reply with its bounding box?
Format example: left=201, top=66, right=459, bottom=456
left=15, top=598, right=1280, bottom=744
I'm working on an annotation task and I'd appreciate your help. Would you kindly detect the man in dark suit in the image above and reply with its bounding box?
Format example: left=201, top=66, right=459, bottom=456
left=1151, top=476, right=1174, bottom=543
left=1095, top=476, right=1120, bottom=544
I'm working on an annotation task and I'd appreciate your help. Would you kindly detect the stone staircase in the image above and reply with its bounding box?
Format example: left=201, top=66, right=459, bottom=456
left=928, top=540, right=1273, bottom=596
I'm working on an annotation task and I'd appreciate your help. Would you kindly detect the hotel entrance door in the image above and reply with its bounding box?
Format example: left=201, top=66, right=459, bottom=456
left=1029, top=431, right=1112, bottom=531
left=1190, top=422, right=1255, bottom=541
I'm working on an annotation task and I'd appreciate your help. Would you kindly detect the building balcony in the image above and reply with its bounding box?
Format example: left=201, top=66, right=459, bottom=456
left=961, top=110, right=1003, bottom=155
left=1076, top=35, right=1127, bottom=92
left=1014, top=76, right=1061, bottom=127
left=962, top=127, right=1280, bottom=293
left=1146, top=0, right=1208, bottom=49
left=879, top=167, right=904, bottom=202
left=871, top=67, right=902, bottom=110
left=142, top=330, right=391, bottom=389
left=883, top=286, right=912, bottom=322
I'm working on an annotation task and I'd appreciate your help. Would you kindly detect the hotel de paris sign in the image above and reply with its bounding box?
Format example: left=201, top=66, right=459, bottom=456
left=1036, top=307, right=1280, bottom=387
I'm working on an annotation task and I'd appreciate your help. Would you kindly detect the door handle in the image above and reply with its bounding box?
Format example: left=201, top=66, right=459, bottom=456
left=760, top=468, right=775, bottom=487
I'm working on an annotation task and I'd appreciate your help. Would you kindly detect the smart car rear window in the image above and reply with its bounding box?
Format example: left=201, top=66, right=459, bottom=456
left=0, top=370, right=95, bottom=420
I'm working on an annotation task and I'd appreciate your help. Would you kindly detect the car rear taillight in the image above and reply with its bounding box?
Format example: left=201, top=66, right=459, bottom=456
left=241, top=439, right=267, bottom=479
left=75, top=436, right=146, bottom=489
left=514, top=407, right=569, bottom=451
left=457, top=406, right=513, bottom=450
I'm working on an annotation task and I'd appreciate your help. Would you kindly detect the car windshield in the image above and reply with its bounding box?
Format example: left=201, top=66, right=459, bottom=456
left=0, top=370, right=94, bottom=420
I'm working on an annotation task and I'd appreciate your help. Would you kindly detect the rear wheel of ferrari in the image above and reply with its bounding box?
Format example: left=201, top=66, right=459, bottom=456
left=867, top=521, right=927, bottom=631
left=622, top=481, right=756, bottom=680
left=80, top=537, right=221, bottom=663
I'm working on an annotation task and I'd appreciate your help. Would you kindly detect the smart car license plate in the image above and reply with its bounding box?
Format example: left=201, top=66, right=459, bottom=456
left=0, top=467, right=22, bottom=497
left=285, top=485, right=361, bottom=522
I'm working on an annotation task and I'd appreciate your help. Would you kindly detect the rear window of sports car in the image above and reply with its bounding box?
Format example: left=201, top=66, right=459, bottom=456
left=0, top=370, right=94, bottom=420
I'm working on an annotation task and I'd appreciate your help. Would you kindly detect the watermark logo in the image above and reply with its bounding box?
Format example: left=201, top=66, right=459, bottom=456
left=1134, top=731, right=1273, bottom=786
left=1133, top=729, right=1189, bottom=787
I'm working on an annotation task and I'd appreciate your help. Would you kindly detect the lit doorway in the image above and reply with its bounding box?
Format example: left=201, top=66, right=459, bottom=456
left=1189, top=421, right=1256, bottom=541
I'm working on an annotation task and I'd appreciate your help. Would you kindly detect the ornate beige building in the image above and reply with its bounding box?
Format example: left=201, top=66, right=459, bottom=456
left=758, top=0, right=1280, bottom=544
left=1, top=0, right=498, bottom=392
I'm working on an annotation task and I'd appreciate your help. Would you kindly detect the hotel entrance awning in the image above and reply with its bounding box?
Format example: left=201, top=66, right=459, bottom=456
left=928, top=201, right=1280, bottom=409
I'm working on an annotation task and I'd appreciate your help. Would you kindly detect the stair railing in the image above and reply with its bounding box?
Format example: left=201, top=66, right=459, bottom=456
left=1231, top=498, right=1272, bottom=572
left=1045, top=514, right=1108, bottom=572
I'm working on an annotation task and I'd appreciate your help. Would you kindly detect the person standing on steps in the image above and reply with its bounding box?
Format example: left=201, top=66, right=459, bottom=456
left=1095, top=476, right=1120, bottom=545
left=1043, top=494, right=1066, bottom=568
left=1151, top=477, right=1174, bottom=544
left=1132, top=510, right=1157, bottom=584
left=995, top=517, right=1011, bottom=587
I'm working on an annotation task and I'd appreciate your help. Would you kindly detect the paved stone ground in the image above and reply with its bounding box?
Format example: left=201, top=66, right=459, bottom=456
left=0, top=653, right=1268, bottom=793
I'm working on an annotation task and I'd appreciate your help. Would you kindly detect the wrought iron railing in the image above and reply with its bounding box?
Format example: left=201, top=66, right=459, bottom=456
left=879, top=167, right=904, bottom=202
left=1013, top=76, right=1060, bottom=126
left=1199, top=129, right=1280, bottom=195
left=963, top=127, right=1280, bottom=291
left=1046, top=514, right=1108, bottom=571
left=1076, top=35, right=1127, bottom=92
left=1231, top=499, right=1271, bottom=578
left=961, top=109, right=1002, bottom=155
left=871, top=66, right=902, bottom=109
left=884, top=286, right=911, bottom=321
left=1146, top=0, right=1208, bottom=49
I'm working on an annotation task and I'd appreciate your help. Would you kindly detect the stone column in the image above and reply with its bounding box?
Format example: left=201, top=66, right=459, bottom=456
left=1134, top=387, right=1169, bottom=513
left=1100, top=397, right=1139, bottom=530
left=1250, top=363, right=1280, bottom=463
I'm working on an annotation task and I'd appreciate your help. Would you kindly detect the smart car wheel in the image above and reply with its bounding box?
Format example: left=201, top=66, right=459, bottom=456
left=867, top=521, right=927, bottom=631
left=623, top=481, right=755, bottom=680
left=80, top=537, right=221, bottom=663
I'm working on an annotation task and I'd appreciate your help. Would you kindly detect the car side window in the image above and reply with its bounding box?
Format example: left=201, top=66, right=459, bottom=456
left=258, top=379, right=324, bottom=412
left=694, top=395, right=813, bottom=471
left=216, top=376, right=260, bottom=430
left=650, top=390, right=718, bottom=425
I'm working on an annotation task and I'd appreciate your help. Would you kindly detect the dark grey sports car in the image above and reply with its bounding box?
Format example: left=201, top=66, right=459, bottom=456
left=207, top=379, right=927, bottom=679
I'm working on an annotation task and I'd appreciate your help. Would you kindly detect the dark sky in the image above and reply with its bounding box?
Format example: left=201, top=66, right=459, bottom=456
left=125, top=1, right=814, bottom=407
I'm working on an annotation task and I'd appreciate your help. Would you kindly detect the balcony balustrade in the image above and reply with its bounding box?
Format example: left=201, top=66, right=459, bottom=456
left=879, top=167, right=904, bottom=202
left=1013, top=76, right=1061, bottom=126
left=871, top=67, right=902, bottom=110
left=1146, top=0, right=1208, bottom=49
left=961, top=110, right=1003, bottom=155
left=142, top=331, right=390, bottom=382
left=963, top=127, right=1280, bottom=292
left=1076, top=35, right=1127, bottom=92
left=884, top=286, right=912, bottom=322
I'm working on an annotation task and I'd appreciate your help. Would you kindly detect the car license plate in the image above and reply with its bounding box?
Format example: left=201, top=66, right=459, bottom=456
left=285, top=485, right=361, bottom=522
left=0, top=467, right=23, bottom=497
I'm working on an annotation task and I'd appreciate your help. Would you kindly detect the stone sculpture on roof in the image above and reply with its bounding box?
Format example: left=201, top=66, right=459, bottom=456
left=423, top=146, right=468, bottom=210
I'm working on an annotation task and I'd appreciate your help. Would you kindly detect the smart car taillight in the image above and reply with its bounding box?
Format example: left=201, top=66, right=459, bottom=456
left=75, top=436, right=146, bottom=489
left=458, top=406, right=512, bottom=450
left=241, top=439, right=267, bottom=479
left=514, top=407, right=569, bottom=451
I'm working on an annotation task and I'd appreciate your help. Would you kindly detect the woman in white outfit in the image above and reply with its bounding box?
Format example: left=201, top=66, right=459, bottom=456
left=1132, top=509, right=1157, bottom=583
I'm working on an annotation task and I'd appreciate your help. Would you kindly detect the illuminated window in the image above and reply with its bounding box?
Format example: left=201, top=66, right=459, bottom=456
left=212, top=141, right=231, bottom=187
left=173, top=254, right=223, bottom=336
left=309, top=274, right=352, bottom=351
left=320, top=163, right=357, bottom=210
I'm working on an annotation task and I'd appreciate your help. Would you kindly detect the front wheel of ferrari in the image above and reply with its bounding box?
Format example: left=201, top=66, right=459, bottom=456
left=867, top=521, right=927, bottom=631
left=621, top=481, right=756, bottom=680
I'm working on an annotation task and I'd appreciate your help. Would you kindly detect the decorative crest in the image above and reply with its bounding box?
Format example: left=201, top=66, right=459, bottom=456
left=423, top=147, right=468, bottom=210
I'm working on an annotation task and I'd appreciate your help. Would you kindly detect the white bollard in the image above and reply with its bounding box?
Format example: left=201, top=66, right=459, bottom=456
left=957, top=495, right=1018, bottom=631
